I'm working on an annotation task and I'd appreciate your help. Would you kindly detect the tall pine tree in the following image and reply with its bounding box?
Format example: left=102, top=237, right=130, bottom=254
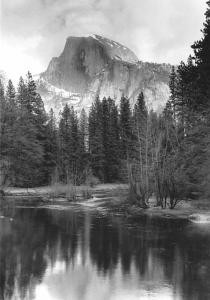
left=89, top=97, right=105, bottom=181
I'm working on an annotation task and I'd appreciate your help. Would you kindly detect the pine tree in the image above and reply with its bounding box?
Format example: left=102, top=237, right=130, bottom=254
left=107, top=97, right=120, bottom=181
left=169, top=66, right=177, bottom=120
left=58, top=105, right=81, bottom=183
left=166, top=2, right=210, bottom=200
left=14, top=75, right=46, bottom=187
left=59, top=104, right=72, bottom=182
left=0, top=81, right=8, bottom=186
left=101, top=97, right=110, bottom=181
left=6, top=80, right=16, bottom=105
left=78, top=108, right=89, bottom=181
left=119, top=95, right=132, bottom=160
left=131, top=92, right=151, bottom=206
left=44, top=109, right=58, bottom=183
left=0, top=81, right=5, bottom=138
left=133, top=92, right=148, bottom=165
left=17, top=77, right=27, bottom=110
left=69, top=106, right=81, bottom=182
left=79, top=108, right=88, bottom=153
left=89, top=97, right=105, bottom=181
left=192, top=1, right=210, bottom=66
left=101, top=97, right=120, bottom=182
left=4, top=80, right=18, bottom=184
left=191, top=1, right=210, bottom=112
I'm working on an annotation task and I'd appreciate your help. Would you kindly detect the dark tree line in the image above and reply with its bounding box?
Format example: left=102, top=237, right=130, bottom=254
left=0, top=73, right=52, bottom=187
left=149, top=0, right=210, bottom=207
left=0, top=74, right=155, bottom=189
left=0, top=72, right=139, bottom=187
left=125, top=1, right=210, bottom=208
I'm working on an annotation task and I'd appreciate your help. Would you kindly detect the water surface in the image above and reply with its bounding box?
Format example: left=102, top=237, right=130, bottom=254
left=0, top=202, right=210, bottom=300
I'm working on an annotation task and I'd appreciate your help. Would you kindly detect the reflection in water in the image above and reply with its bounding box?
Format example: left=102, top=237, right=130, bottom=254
left=0, top=205, right=210, bottom=300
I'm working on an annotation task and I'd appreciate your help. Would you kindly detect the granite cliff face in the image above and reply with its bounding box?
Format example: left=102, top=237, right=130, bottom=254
left=37, top=34, right=171, bottom=115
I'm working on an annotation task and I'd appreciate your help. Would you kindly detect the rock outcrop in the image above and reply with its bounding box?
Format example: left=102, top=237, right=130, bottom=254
left=37, top=34, right=171, bottom=115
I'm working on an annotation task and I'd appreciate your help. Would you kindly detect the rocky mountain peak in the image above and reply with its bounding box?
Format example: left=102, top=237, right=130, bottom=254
left=88, top=34, right=139, bottom=63
left=37, top=35, right=171, bottom=116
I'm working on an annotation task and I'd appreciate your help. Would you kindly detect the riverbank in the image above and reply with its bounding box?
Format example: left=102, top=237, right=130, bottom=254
left=113, top=197, right=210, bottom=220
left=1, top=184, right=210, bottom=220
left=126, top=201, right=210, bottom=220
left=2, top=183, right=128, bottom=202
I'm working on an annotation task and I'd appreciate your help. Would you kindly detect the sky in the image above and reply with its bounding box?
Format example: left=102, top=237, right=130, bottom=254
left=0, top=0, right=207, bottom=83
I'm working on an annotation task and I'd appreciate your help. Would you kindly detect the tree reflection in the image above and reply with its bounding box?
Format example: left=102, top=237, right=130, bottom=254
left=0, top=207, right=210, bottom=300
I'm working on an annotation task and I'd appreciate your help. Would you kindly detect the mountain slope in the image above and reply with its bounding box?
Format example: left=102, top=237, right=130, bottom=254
left=37, top=35, right=171, bottom=115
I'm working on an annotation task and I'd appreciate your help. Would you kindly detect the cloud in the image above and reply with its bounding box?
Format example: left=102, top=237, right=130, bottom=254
left=0, top=0, right=207, bottom=82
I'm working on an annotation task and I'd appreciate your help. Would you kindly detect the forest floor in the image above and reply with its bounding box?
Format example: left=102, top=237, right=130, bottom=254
left=2, top=184, right=210, bottom=220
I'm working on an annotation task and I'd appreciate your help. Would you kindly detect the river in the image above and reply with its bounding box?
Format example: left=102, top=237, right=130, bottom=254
left=0, top=201, right=210, bottom=300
